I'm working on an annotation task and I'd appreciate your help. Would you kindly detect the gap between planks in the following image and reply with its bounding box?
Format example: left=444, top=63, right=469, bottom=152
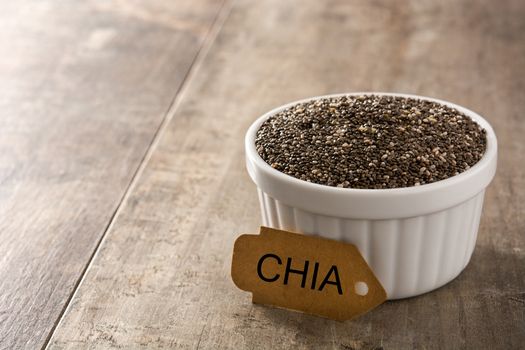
left=42, top=1, right=234, bottom=348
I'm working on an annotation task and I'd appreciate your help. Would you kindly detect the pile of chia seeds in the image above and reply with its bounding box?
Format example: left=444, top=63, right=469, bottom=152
left=255, top=95, right=487, bottom=189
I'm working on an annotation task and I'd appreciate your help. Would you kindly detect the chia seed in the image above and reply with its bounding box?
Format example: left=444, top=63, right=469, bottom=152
left=255, top=95, right=487, bottom=189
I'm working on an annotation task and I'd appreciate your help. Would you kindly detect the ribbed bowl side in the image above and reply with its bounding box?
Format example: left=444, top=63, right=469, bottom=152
left=256, top=189, right=485, bottom=299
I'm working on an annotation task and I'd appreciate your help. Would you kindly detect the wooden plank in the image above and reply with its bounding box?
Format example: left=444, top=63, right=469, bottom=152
left=0, top=1, right=223, bottom=349
left=48, top=0, right=525, bottom=348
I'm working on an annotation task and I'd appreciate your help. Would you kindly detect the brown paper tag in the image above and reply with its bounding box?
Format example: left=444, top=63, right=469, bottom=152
left=231, top=226, right=386, bottom=321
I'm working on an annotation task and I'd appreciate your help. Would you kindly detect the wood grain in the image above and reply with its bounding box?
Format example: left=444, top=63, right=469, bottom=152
left=0, top=1, right=223, bottom=349
left=48, top=0, right=525, bottom=349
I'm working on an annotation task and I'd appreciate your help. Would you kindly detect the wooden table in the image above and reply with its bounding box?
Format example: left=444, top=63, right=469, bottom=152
left=1, top=0, right=523, bottom=349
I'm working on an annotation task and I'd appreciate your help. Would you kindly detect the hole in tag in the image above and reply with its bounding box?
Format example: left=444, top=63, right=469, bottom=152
left=354, top=281, right=368, bottom=296
left=232, top=227, right=387, bottom=320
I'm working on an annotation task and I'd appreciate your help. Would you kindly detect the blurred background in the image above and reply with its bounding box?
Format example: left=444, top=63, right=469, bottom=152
left=0, top=1, right=523, bottom=349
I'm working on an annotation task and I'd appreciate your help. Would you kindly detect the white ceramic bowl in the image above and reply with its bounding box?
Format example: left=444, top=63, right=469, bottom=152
left=245, top=93, right=497, bottom=299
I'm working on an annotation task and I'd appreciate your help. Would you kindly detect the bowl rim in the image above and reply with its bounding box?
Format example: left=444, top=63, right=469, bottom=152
left=246, top=92, right=497, bottom=196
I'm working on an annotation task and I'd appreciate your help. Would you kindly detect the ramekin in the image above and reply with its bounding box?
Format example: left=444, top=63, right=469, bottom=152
left=245, top=93, right=497, bottom=299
